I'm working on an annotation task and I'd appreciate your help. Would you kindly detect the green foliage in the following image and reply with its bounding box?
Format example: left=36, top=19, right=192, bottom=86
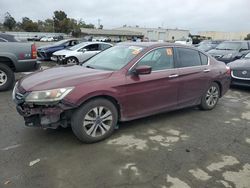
left=21, top=17, right=39, bottom=32
left=3, top=12, right=16, bottom=30
left=99, top=25, right=103, bottom=29
left=245, top=34, right=250, bottom=40
left=0, top=10, right=96, bottom=34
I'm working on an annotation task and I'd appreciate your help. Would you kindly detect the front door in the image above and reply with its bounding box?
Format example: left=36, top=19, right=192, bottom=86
left=124, top=47, right=179, bottom=119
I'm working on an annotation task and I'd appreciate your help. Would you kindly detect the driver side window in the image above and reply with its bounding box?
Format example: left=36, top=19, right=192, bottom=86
left=84, top=44, right=99, bottom=51
left=137, top=47, right=174, bottom=71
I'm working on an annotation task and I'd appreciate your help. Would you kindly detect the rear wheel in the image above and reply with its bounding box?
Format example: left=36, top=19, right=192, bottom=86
left=71, top=98, right=118, bottom=143
left=0, top=64, right=15, bottom=91
left=66, top=57, right=79, bottom=64
left=200, top=82, right=220, bottom=110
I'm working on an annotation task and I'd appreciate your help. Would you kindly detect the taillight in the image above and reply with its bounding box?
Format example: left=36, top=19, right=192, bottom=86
left=226, top=66, right=231, bottom=76
left=31, top=43, right=37, bottom=59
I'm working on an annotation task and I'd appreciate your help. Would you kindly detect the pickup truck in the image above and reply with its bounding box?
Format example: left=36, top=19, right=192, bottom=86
left=0, top=40, right=39, bottom=91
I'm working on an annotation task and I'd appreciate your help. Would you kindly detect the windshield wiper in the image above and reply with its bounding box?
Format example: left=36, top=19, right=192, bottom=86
left=86, top=65, right=95, bottom=69
left=216, top=48, right=233, bottom=50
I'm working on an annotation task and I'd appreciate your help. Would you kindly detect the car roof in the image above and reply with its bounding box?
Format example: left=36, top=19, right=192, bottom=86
left=117, top=42, right=196, bottom=49
left=222, top=40, right=249, bottom=43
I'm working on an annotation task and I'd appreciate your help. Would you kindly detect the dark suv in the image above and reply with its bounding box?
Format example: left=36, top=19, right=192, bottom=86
left=208, top=41, right=250, bottom=63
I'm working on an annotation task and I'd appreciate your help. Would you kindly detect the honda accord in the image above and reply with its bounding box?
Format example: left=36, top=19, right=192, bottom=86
left=13, top=42, right=231, bottom=143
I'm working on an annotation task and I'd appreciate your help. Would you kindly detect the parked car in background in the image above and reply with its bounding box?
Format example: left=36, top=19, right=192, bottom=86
left=51, top=42, right=113, bottom=64
left=40, top=36, right=54, bottom=42
left=0, top=33, right=19, bottom=42
left=37, top=39, right=82, bottom=60
left=0, top=41, right=38, bottom=91
left=197, top=40, right=223, bottom=52
left=228, top=52, right=250, bottom=87
left=175, top=37, right=193, bottom=46
left=53, top=35, right=64, bottom=41
left=13, top=42, right=231, bottom=143
left=27, top=35, right=45, bottom=41
left=113, top=37, right=122, bottom=43
left=208, top=41, right=250, bottom=63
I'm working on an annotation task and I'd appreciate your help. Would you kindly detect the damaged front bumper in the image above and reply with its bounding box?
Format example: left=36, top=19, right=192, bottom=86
left=15, top=101, right=75, bottom=129
left=13, top=84, right=77, bottom=129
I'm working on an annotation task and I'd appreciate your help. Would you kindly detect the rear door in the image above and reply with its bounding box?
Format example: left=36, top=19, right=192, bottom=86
left=124, top=47, right=179, bottom=119
left=175, top=47, right=211, bottom=107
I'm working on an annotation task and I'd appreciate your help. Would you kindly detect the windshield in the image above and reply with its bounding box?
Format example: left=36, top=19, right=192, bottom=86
left=69, top=42, right=88, bottom=50
left=215, top=42, right=241, bottom=50
left=83, top=45, right=144, bottom=71
left=198, top=44, right=212, bottom=51
left=199, top=40, right=212, bottom=45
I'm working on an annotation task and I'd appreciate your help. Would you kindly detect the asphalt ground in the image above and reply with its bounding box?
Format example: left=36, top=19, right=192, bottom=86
left=0, top=68, right=250, bottom=188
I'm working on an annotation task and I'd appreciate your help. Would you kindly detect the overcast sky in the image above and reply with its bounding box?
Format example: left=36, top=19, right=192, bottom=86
left=1, top=0, right=250, bottom=33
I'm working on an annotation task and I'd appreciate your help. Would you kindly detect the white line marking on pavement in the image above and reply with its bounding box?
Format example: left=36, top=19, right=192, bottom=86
left=1, top=144, right=21, bottom=151
left=29, top=159, right=41, bottom=166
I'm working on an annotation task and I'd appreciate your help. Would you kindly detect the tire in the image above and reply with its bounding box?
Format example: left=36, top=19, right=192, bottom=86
left=66, top=57, right=79, bottom=65
left=200, top=82, right=220, bottom=110
left=0, top=64, right=15, bottom=91
left=71, top=98, right=118, bottom=143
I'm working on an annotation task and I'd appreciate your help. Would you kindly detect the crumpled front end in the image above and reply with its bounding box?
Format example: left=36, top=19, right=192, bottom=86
left=13, top=85, right=76, bottom=129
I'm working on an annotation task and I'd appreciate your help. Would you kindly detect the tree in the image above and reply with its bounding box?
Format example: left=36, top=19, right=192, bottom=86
left=78, top=19, right=95, bottom=29
left=98, top=24, right=103, bottom=29
left=21, top=17, right=39, bottom=32
left=3, top=12, right=16, bottom=30
left=53, top=10, right=69, bottom=33
left=245, top=34, right=250, bottom=40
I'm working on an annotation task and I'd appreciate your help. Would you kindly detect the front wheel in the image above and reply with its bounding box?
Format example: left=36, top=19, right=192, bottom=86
left=71, top=98, right=118, bottom=143
left=200, top=82, right=220, bottom=110
left=66, top=57, right=79, bottom=65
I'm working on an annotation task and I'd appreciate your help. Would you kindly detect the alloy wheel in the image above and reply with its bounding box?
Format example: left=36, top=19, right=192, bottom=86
left=205, top=86, right=219, bottom=107
left=67, top=57, right=77, bottom=64
left=0, top=70, right=7, bottom=86
left=83, top=106, right=113, bottom=137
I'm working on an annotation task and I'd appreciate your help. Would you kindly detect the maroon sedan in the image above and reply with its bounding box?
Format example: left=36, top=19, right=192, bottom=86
left=13, top=42, right=231, bottom=143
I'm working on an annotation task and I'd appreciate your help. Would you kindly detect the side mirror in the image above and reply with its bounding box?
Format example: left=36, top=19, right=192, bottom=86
left=132, top=65, right=152, bottom=75
left=79, top=49, right=87, bottom=53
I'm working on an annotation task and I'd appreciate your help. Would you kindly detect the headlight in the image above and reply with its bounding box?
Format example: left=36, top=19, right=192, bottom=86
left=223, top=54, right=233, bottom=59
left=59, top=55, right=66, bottom=60
left=25, top=87, right=74, bottom=102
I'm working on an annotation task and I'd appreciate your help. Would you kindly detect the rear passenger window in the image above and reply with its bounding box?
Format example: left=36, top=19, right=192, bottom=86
left=199, top=52, right=208, bottom=65
left=101, top=44, right=112, bottom=50
left=177, top=48, right=201, bottom=67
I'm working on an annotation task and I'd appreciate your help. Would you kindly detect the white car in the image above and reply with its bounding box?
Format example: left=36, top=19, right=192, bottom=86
left=51, top=42, right=113, bottom=64
left=40, top=36, right=54, bottom=42
left=175, top=37, right=193, bottom=46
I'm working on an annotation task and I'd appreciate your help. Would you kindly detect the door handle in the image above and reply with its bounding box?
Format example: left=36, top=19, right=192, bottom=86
left=168, top=74, right=179, bottom=78
left=203, top=69, right=211, bottom=73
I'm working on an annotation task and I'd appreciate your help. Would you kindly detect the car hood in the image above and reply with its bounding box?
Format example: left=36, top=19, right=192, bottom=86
left=228, top=59, right=250, bottom=70
left=18, top=65, right=113, bottom=91
left=38, top=44, right=63, bottom=51
left=208, top=49, right=238, bottom=56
